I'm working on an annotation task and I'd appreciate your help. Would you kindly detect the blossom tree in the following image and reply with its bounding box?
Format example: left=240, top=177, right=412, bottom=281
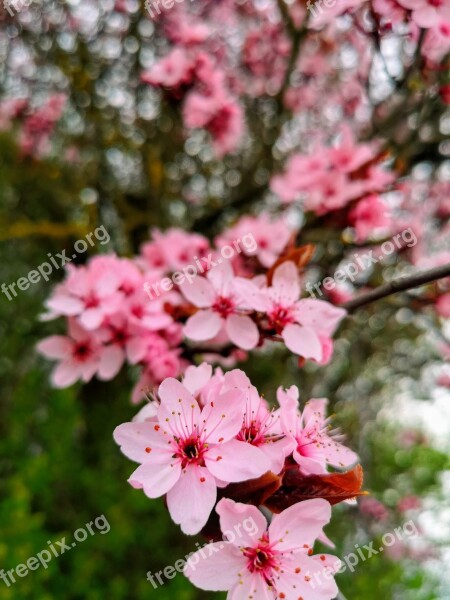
left=2, top=0, right=450, bottom=597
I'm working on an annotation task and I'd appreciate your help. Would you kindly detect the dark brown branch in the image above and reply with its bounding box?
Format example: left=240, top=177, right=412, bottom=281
left=342, top=263, right=450, bottom=313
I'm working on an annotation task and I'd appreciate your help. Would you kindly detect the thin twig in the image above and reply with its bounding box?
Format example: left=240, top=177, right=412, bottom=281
left=342, top=263, right=450, bottom=313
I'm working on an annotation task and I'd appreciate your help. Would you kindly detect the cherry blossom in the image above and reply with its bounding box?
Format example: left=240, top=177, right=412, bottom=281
left=181, top=261, right=260, bottom=351
left=235, top=261, right=346, bottom=362
left=277, top=385, right=358, bottom=474
left=184, top=497, right=341, bottom=600
left=114, top=376, right=270, bottom=534
left=37, top=318, right=104, bottom=387
left=397, top=0, right=450, bottom=28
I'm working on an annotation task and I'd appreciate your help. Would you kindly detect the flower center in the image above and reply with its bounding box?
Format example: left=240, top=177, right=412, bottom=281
left=268, top=305, right=294, bottom=333
left=73, top=342, right=92, bottom=362
left=175, top=437, right=206, bottom=468
left=84, top=294, right=99, bottom=309
left=213, top=295, right=235, bottom=317
left=244, top=538, right=278, bottom=576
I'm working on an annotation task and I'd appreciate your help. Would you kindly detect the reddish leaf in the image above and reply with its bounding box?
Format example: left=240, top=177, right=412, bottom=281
left=264, top=465, right=366, bottom=513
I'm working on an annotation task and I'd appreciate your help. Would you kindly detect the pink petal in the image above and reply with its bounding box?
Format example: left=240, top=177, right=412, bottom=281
left=272, top=261, right=300, bottom=304
left=282, top=324, right=323, bottom=360
left=269, top=498, right=331, bottom=551
left=113, top=422, right=172, bottom=463
left=302, top=398, right=328, bottom=427
left=182, top=362, right=213, bottom=395
left=179, top=276, right=215, bottom=308
left=158, top=378, right=201, bottom=434
left=184, top=542, right=246, bottom=591
left=259, top=437, right=296, bottom=474
left=46, top=295, right=83, bottom=315
left=323, top=440, right=358, bottom=470
left=37, top=336, right=72, bottom=359
left=277, top=385, right=300, bottom=436
left=200, top=389, right=245, bottom=443
left=233, top=278, right=270, bottom=312
left=51, top=361, right=80, bottom=388
left=98, top=345, right=125, bottom=380
left=166, top=466, right=216, bottom=535
left=225, top=314, right=259, bottom=350
left=293, top=451, right=327, bottom=475
left=216, top=498, right=267, bottom=546
left=184, top=309, right=223, bottom=341
left=128, top=461, right=181, bottom=498
left=207, top=260, right=234, bottom=292
left=132, top=402, right=159, bottom=422
left=274, top=554, right=339, bottom=600
left=126, top=337, right=149, bottom=364
left=79, top=307, right=105, bottom=330
left=205, top=440, right=270, bottom=483
left=230, top=573, right=274, bottom=600
left=295, top=299, right=346, bottom=336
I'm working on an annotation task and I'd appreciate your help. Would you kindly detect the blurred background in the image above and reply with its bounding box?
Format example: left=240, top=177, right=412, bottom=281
left=1, top=0, right=450, bottom=599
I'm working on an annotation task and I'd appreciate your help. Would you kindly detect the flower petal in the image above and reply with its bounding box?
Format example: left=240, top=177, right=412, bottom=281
left=179, top=276, right=215, bottom=308
left=182, top=362, right=213, bottom=395
left=184, top=309, right=223, bottom=341
left=282, top=323, right=323, bottom=360
left=216, top=498, right=268, bottom=547
left=98, top=345, right=124, bottom=380
left=166, top=466, right=216, bottom=535
left=205, top=440, right=270, bottom=483
left=51, top=361, right=80, bottom=388
left=113, top=421, right=172, bottom=463
left=128, top=461, right=181, bottom=498
left=37, top=336, right=72, bottom=359
left=225, top=314, right=259, bottom=350
left=158, top=378, right=201, bottom=435
left=200, top=389, right=245, bottom=444
left=233, top=278, right=270, bottom=312
left=184, top=542, right=246, bottom=591
left=269, top=498, right=331, bottom=551
left=272, top=261, right=300, bottom=304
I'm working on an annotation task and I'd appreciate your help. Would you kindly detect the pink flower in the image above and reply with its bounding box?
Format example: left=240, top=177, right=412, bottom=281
left=37, top=318, right=103, bottom=387
left=359, top=497, right=389, bottom=521
left=224, top=370, right=295, bottom=474
left=184, top=498, right=340, bottom=600
left=141, top=48, right=195, bottom=89
left=436, top=293, right=450, bottom=318
left=422, top=21, right=450, bottom=63
left=436, top=371, right=450, bottom=388
left=235, top=261, right=346, bottom=361
left=140, top=228, right=210, bottom=272
left=397, top=495, right=421, bottom=512
left=397, top=0, right=450, bottom=28
left=44, top=257, right=124, bottom=330
left=183, top=90, right=244, bottom=157
left=114, top=376, right=269, bottom=534
left=349, top=195, right=391, bottom=242
left=215, top=214, right=293, bottom=268
left=277, top=386, right=358, bottom=474
left=181, top=261, right=260, bottom=351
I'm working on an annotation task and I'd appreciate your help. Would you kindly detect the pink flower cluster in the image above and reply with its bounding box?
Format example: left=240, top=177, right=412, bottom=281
left=38, top=218, right=347, bottom=402
left=0, top=94, right=66, bottom=157
left=37, top=254, right=184, bottom=403
left=113, top=364, right=357, bottom=529
left=270, top=127, right=394, bottom=216
left=114, top=367, right=356, bottom=595
left=142, top=49, right=244, bottom=157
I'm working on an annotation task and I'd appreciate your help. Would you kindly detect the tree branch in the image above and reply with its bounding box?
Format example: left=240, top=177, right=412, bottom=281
left=342, top=263, right=450, bottom=313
